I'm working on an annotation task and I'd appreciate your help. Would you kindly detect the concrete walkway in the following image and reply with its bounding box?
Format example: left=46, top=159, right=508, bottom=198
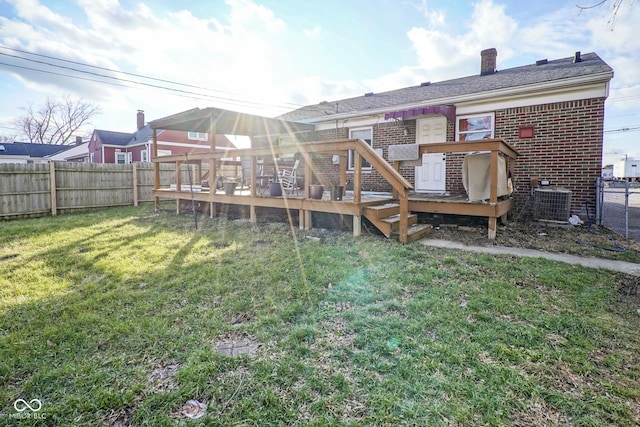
left=421, top=239, right=640, bottom=276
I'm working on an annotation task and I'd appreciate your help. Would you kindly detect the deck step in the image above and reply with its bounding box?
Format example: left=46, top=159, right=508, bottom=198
left=394, top=223, right=433, bottom=243
left=380, top=213, right=418, bottom=233
left=363, top=203, right=400, bottom=219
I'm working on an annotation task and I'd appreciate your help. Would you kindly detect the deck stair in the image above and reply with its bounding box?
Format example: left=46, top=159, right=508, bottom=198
left=364, top=202, right=432, bottom=243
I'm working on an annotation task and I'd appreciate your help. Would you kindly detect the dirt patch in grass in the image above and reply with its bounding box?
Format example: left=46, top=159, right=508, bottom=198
left=511, top=397, right=573, bottom=427
left=425, top=218, right=640, bottom=262
left=103, top=406, right=135, bottom=427
left=147, top=361, right=180, bottom=393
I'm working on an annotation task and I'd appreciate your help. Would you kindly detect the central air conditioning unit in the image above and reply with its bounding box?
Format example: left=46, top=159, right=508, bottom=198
left=533, top=187, right=572, bottom=222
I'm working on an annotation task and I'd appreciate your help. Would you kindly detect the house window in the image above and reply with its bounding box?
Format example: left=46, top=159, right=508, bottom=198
left=457, top=113, right=494, bottom=141
left=157, top=149, right=172, bottom=157
left=348, top=127, right=372, bottom=170
left=115, top=152, right=132, bottom=164
left=141, top=149, right=148, bottom=163
left=188, top=132, right=208, bottom=141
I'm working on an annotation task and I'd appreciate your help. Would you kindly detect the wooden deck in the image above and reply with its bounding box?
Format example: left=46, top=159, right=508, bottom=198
left=154, top=186, right=512, bottom=242
left=152, top=137, right=519, bottom=242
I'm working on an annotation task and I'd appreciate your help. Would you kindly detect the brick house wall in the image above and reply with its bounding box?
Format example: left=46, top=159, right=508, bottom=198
left=268, top=97, right=603, bottom=219
left=495, top=98, right=605, bottom=216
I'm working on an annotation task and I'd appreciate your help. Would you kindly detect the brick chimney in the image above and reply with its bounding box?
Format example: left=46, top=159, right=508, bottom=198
left=75, top=136, right=83, bottom=145
left=480, top=48, right=497, bottom=75
left=137, top=110, right=145, bottom=129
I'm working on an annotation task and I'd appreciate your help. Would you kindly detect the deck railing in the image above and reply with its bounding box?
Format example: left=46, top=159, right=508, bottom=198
left=152, top=137, right=518, bottom=242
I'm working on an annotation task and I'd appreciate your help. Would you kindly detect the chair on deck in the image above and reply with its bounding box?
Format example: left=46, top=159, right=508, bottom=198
left=279, top=159, right=300, bottom=195
left=240, top=157, right=254, bottom=189
left=241, top=157, right=271, bottom=191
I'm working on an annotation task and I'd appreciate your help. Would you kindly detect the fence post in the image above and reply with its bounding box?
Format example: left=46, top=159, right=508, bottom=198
left=49, top=161, right=57, bottom=216
left=595, top=177, right=601, bottom=225
left=625, top=181, right=629, bottom=238
left=132, top=163, right=138, bottom=207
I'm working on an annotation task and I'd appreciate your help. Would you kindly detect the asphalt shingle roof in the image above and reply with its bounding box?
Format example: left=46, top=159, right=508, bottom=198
left=278, top=52, right=613, bottom=122
left=94, top=129, right=136, bottom=146
left=93, top=125, right=154, bottom=147
left=0, top=142, right=68, bottom=157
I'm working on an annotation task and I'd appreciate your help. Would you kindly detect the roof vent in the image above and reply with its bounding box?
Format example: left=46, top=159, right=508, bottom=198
left=536, top=59, right=548, bottom=66
left=319, top=100, right=328, bottom=105
left=573, top=51, right=582, bottom=63
left=420, top=81, right=431, bottom=87
left=364, top=92, right=374, bottom=97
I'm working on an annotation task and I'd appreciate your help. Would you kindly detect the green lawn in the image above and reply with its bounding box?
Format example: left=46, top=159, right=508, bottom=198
left=1, top=206, right=639, bottom=426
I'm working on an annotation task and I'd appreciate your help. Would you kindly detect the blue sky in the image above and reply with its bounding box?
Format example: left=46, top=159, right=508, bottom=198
left=0, top=0, right=638, bottom=166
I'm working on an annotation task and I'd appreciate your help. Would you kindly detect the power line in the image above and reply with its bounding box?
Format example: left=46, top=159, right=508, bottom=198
left=604, top=126, right=640, bottom=133
left=0, top=45, right=258, bottom=98
left=0, top=61, right=272, bottom=112
left=0, top=51, right=294, bottom=111
left=0, top=46, right=305, bottom=113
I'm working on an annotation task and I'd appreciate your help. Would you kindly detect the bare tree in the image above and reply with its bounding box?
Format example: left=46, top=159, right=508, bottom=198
left=14, top=95, right=100, bottom=145
left=577, top=0, right=634, bottom=29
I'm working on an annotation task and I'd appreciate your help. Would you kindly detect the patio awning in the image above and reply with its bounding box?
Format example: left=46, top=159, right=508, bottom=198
left=149, top=107, right=315, bottom=137
left=384, top=105, right=456, bottom=122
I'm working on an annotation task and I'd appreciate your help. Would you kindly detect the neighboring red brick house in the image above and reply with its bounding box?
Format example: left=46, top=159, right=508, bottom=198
left=89, top=111, right=236, bottom=164
left=279, top=49, right=613, bottom=218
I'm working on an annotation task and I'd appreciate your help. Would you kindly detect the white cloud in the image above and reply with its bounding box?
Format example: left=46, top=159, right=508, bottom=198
left=413, top=0, right=446, bottom=27
left=287, top=76, right=367, bottom=109
left=304, top=26, right=322, bottom=39
left=0, top=0, right=297, bottom=129
left=378, top=0, right=519, bottom=89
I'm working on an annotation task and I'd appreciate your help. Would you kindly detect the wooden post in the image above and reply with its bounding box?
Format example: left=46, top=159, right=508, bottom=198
left=49, top=161, right=57, bottom=216
left=176, top=160, right=183, bottom=191
left=153, top=129, right=159, bottom=211
left=339, top=153, right=347, bottom=189
left=399, top=191, right=409, bottom=244
left=304, top=210, right=311, bottom=230
left=392, top=161, right=400, bottom=199
left=208, top=119, right=217, bottom=193
left=488, top=150, right=499, bottom=240
left=353, top=215, right=361, bottom=236
left=353, top=151, right=361, bottom=203
left=250, top=156, right=257, bottom=196
left=488, top=217, right=497, bottom=240
left=132, top=163, right=138, bottom=207
left=489, top=150, right=498, bottom=204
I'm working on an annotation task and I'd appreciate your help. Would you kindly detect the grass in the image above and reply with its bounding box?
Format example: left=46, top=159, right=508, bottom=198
left=1, top=206, right=639, bottom=426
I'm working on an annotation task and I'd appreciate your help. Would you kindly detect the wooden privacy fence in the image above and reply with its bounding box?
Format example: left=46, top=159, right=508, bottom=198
left=0, top=162, right=199, bottom=219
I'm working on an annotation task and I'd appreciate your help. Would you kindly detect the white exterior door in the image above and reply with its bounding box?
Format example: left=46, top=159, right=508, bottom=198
left=415, top=117, right=447, bottom=192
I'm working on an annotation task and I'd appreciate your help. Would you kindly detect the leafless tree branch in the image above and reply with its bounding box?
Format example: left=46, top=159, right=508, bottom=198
left=14, top=95, right=100, bottom=144
left=577, top=0, right=633, bottom=29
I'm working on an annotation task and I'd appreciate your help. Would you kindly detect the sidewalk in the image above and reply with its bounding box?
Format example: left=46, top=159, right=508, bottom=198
left=421, top=239, right=640, bottom=276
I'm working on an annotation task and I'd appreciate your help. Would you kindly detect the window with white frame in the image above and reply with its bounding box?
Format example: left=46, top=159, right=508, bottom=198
left=141, top=149, right=149, bottom=163
left=115, top=152, right=132, bottom=164
left=457, top=113, right=494, bottom=141
left=188, top=131, right=208, bottom=141
left=157, top=149, right=172, bottom=157
left=348, top=127, right=372, bottom=170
